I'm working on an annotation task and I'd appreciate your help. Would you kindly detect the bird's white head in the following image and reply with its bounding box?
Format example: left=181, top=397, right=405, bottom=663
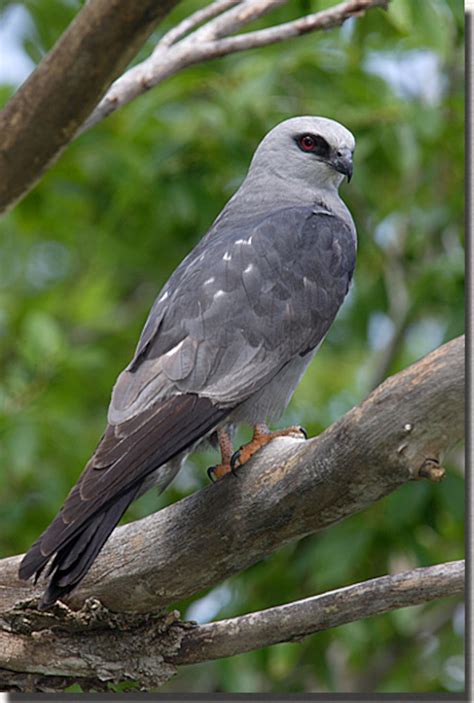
left=249, top=116, right=355, bottom=192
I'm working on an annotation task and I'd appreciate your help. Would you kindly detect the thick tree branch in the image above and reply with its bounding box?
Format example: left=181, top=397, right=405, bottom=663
left=0, top=0, right=389, bottom=213
left=0, top=561, right=463, bottom=691
left=0, top=0, right=180, bottom=214
left=0, top=336, right=464, bottom=617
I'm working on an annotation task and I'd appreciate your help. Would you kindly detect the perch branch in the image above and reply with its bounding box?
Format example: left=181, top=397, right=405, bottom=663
left=0, top=336, right=464, bottom=616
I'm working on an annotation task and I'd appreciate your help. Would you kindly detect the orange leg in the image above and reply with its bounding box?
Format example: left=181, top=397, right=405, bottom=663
left=230, top=423, right=307, bottom=472
left=207, top=428, right=234, bottom=481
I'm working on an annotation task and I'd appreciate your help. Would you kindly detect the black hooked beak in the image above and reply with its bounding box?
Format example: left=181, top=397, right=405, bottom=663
left=333, top=147, right=353, bottom=182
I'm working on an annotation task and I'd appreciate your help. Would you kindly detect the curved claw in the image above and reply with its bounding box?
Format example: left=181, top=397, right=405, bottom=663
left=230, top=449, right=242, bottom=474
left=207, top=466, right=217, bottom=483
left=298, top=426, right=308, bottom=439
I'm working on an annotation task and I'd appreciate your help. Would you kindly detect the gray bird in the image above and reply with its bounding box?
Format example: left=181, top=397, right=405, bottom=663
left=20, top=116, right=356, bottom=608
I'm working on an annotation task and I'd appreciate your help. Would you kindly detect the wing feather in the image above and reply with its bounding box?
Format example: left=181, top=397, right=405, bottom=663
left=19, top=394, right=227, bottom=589
left=107, top=207, right=355, bottom=414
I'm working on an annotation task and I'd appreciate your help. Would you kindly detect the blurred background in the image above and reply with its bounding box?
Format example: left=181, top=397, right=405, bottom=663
left=0, top=0, right=464, bottom=694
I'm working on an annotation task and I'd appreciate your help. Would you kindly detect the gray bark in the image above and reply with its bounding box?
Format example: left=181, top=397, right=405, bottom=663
left=172, top=560, right=464, bottom=664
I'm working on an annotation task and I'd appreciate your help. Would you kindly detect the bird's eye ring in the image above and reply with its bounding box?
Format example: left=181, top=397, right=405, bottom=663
left=298, top=134, right=317, bottom=152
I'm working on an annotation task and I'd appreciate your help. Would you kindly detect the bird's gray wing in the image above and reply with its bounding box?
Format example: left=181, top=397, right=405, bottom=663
left=111, top=204, right=356, bottom=415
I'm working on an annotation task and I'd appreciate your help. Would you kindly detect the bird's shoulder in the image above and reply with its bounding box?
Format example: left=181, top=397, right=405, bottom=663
left=132, top=203, right=355, bottom=364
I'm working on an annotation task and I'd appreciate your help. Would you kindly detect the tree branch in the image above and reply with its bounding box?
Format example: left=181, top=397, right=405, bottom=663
left=0, top=335, right=464, bottom=617
left=0, top=0, right=389, bottom=213
left=81, top=0, right=390, bottom=133
left=183, top=0, right=289, bottom=43
left=0, top=561, right=464, bottom=691
left=172, top=560, right=464, bottom=664
left=156, top=0, right=242, bottom=49
left=0, top=0, right=180, bottom=214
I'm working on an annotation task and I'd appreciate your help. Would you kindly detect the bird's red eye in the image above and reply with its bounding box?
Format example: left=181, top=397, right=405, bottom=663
left=298, top=134, right=316, bottom=151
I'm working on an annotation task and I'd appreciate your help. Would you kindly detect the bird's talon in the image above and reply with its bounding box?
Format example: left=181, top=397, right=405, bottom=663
left=298, top=426, right=308, bottom=439
left=230, top=450, right=241, bottom=473
left=208, top=461, right=233, bottom=481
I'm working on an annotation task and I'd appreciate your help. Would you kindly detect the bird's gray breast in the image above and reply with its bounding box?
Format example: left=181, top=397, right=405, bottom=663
left=230, top=345, right=320, bottom=424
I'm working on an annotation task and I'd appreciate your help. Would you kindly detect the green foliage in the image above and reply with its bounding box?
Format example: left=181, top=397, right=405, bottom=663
left=0, top=0, right=464, bottom=693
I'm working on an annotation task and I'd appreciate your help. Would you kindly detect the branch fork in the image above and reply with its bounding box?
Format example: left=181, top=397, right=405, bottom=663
left=0, top=561, right=464, bottom=691
left=0, top=0, right=390, bottom=212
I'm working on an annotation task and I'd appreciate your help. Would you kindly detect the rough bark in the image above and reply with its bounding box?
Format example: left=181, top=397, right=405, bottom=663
left=0, top=335, right=464, bottom=617
left=0, top=561, right=464, bottom=691
left=0, top=603, right=185, bottom=692
left=0, top=0, right=179, bottom=213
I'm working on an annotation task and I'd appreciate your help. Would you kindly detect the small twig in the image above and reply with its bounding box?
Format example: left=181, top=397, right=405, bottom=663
left=188, top=0, right=288, bottom=42
left=189, top=2, right=382, bottom=54
left=155, top=0, right=242, bottom=50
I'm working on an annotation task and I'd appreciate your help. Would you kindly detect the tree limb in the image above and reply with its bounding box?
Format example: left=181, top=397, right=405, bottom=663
left=0, top=335, right=464, bottom=616
left=156, top=0, right=242, bottom=49
left=0, top=0, right=389, bottom=214
left=0, top=0, right=180, bottom=214
left=81, top=0, right=390, bottom=133
left=172, top=560, right=464, bottom=664
left=0, top=561, right=464, bottom=691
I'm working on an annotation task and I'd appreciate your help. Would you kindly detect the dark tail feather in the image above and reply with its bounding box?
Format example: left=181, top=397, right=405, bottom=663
left=19, top=394, right=229, bottom=608
left=37, top=485, right=139, bottom=610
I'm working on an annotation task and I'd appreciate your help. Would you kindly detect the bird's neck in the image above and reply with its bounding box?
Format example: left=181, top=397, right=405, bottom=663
left=220, top=172, right=352, bottom=227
